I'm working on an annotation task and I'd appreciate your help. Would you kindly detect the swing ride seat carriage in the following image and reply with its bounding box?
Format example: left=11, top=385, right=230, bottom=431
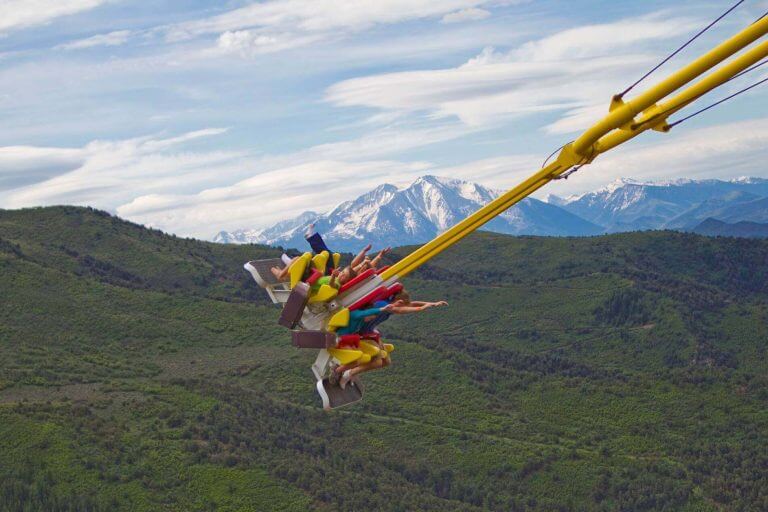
left=245, top=5, right=768, bottom=411
left=245, top=255, right=400, bottom=410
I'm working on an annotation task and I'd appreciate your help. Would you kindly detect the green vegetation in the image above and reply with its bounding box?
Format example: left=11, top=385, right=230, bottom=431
left=1, top=206, right=767, bottom=511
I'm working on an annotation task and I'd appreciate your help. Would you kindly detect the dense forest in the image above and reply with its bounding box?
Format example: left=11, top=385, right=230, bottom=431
left=1, top=206, right=767, bottom=511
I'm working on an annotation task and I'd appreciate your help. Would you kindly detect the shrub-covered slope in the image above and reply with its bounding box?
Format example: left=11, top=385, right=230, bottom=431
left=1, top=207, right=767, bottom=511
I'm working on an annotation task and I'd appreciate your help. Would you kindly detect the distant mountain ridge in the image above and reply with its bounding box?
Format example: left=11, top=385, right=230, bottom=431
left=215, top=175, right=768, bottom=249
left=215, top=175, right=603, bottom=251
left=692, top=218, right=768, bottom=238
left=555, top=177, right=768, bottom=232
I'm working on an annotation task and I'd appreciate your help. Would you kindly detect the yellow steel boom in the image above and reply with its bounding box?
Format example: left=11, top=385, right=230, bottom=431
left=381, top=15, right=768, bottom=282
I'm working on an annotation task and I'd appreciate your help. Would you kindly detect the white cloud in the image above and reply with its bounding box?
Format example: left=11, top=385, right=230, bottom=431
left=326, top=14, right=700, bottom=129
left=543, top=117, right=768, bottom=198
left=0, top=146, right=85, bottom=190
left=543, top=103, right=609, bottom=136
left=168, top=0, right=492, bottom=38
left=2, top=4, right=764, bottom=241
left=118, top=117, right=768, bottom=238
left=0, top=120, right=473, bottom=236
left=1, top=128, right=241, bottom=210
left=414, top=118, right=768, bottom=201
left=57, top=30, right=132, bottom=50
left=435, top=154, right=540, bottom=192
left=0, top=0, right=107, bottom=33
left=441, top=8, right=491, bottom=24
left=512, top=15, right=693, bottom=61
left=166, top=0, right=519, bottom=55
left=116, top=160, right=433, bottom=236
left=304, top=122, right=477, bottom=161
left=4, top=115, right=766, bottom=240
left=589, top=117, right=768, bottom=181
left=214, top=30, right=324, bottom=56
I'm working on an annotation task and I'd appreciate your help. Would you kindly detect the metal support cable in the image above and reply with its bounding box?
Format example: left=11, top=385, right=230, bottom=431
left=632, top=56, right=768, bottom=130
left=669, top=74, right=768, bottom=127
left=541, top=141, right=572, bottom=168
left=617, top=0, right=745, bottom=99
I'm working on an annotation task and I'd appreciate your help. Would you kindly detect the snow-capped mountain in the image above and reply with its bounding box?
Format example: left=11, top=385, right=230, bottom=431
left=553, top=177, right=768, bottom=232
left=214, top=211, right=318, bottom=245
left=215, top=176, right=768, bottom=248
left=215, top=175, right=603, bottom=251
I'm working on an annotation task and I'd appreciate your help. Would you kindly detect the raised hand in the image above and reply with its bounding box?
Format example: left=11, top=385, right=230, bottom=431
left=371, top=246, right=391, bottom=268
left=329, top=268, right=341, bottom=287
left=351, top=243, right=373, bottom=267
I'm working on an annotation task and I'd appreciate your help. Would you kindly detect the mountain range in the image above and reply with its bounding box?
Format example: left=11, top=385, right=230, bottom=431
left=215, top=175, right=603, bottom=251
left=692, top=218, right=768, bottom=238
left=554, top=177, right=768, bottom=232
left=215, top=176, right=768, bottom=249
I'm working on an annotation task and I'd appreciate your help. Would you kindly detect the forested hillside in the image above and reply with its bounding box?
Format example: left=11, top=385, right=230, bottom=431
left=1, top=206, right=767, bottom=511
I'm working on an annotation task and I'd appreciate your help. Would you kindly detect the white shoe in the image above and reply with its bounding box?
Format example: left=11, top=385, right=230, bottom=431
left=339, top=370, right=353, bottom=390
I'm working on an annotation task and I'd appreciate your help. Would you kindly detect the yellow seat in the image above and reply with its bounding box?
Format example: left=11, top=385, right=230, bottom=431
left=383, top=343, right=394, bottom=353
left=332, top=253, right=341, bottom=269
left=328, top=348, right=366, bottom=365
left=289, top=253, right=312, bottom=289
left=312, top=251, right=330, bottom=273
left=359, top=341, right=382, bottom=357
left=327, top=308, right=350, bottom=331
left=308, top=284, right=339, bottom=304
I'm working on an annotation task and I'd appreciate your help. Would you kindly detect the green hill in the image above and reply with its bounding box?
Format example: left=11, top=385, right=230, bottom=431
left=1, top=206, right=767, bottom=511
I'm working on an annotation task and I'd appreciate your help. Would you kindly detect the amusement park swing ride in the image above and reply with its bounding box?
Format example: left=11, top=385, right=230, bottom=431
left=245, top=4, right=768, bottom=410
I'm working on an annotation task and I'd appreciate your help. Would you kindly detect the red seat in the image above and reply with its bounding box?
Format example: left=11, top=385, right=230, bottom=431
left=336, top=334, right=361, bottom=349
left=305, top=268, right=324, bottom=285
left=349, top=286, right=387, bottom=311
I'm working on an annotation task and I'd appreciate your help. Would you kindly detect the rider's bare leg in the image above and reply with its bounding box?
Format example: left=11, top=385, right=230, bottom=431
left=339, top=355, right=390, bottom=389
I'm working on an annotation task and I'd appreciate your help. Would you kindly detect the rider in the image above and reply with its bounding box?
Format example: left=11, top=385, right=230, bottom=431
left=271, top=225, right=390, bottom=284
left=335, top=290, right=448, bottom=389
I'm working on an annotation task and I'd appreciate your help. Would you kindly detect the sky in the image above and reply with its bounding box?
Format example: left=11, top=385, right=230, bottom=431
left=0, top=0, right=767, bottom=239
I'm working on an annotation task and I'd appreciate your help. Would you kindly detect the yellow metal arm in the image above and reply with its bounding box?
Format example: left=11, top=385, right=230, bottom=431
left=573, top=16, right=768, bottom=156
left=381, top=16, right=768, bottom=282
left=599, top=38, right=768, bottom=153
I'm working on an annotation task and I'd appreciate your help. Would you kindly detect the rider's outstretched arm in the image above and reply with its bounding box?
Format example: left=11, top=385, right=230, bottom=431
left=350, top=244, right=372, bottom=268
left=387, top=301, right=448, bottom=314
left=370, top=247, right=391, bottom=268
